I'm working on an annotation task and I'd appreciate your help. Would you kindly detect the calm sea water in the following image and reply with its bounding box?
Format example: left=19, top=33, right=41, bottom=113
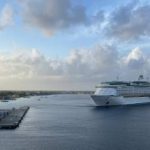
left=0, top=94, right=150, bottom=150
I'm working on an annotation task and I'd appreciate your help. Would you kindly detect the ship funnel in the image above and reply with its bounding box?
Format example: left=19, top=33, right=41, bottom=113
left=138, top=75, right=144, bottom=81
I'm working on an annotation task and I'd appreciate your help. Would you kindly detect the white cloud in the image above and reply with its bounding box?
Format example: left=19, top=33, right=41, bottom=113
left=0, top=4, right=14, bottom=30
left=0, top=45, right=149, bottom=90
left=124, top=48, right=145, bottom=67
left=120, top=47, right=149, bottom=79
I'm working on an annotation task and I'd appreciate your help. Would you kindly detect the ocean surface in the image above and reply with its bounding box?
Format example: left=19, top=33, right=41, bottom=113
left=0, top=94, right=150, bottom=150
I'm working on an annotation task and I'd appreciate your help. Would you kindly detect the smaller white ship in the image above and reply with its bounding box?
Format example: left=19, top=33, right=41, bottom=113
left=91, top=75, right=150, bottom=106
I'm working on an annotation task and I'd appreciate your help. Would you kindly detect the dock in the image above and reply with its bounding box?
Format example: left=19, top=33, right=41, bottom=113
left=0, top=106, right=29, bottom=129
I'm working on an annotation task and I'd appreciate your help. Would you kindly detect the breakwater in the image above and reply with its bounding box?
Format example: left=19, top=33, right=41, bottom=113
left=0, top=106, right=29, bottom=129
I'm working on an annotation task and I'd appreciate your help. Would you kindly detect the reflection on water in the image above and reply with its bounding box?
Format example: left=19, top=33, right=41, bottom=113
left=0, top=94, right=150, bottom=150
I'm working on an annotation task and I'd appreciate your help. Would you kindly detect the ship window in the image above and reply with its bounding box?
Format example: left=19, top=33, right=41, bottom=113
left=95, top=88, right=117, bottom=96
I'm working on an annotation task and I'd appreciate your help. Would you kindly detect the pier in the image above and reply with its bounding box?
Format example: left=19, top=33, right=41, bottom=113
left=0, top=106, right=29, bottom=129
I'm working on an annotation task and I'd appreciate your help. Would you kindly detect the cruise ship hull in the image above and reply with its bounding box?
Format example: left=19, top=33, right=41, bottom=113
left=91, top=95, right=150, bottom=106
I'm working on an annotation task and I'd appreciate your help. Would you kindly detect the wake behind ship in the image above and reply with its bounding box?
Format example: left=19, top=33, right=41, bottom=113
left=91, top=76, right=150, bottom=106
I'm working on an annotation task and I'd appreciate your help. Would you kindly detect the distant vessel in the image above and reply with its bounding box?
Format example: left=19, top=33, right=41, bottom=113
left=91, top=75, right=150, bottom=106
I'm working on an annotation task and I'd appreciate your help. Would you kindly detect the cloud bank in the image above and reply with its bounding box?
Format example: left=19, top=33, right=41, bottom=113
left=0, top=46, right=149, bottom=90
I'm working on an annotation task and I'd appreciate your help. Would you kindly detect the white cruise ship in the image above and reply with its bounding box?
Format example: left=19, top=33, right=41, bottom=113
left=91, top=76, right=150, bottom=106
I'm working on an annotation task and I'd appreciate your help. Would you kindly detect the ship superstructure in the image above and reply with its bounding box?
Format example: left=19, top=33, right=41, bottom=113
left=91, top=77, right=150, bottom=106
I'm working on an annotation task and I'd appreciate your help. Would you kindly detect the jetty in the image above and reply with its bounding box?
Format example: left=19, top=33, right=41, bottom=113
left=0, top=106, right=29, bottom=129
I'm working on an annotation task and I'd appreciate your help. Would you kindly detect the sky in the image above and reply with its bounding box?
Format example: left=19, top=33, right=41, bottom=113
left=0, top=0, right=150, bottom=90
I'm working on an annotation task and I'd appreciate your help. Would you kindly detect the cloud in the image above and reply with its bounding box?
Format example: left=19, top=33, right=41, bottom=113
left=18, top=0, right=88, bottom=35
left=0, top=45, right=118, bottom=79
left=0, top=4, right=14, bottom=30
left=124, top=47, right=146, bottom=69
left=119, top=48, right=149, bottom=80
left=0, top=45, right=149, bottom=90
left=17, top=0, right=105, bottom=35
left=105, top=1, right=150, bottom=40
